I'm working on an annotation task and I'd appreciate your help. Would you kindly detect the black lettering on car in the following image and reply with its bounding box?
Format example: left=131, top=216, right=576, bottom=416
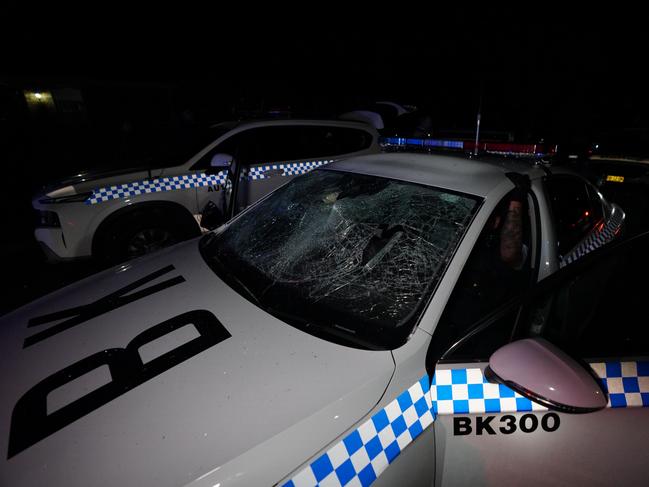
left=541, top=412, right=560, bottom=432
left=453, top=417, right=472, bottom=435
left=9, top=310, right=229, bottom=459
left=24, top=265, right=185, bottom=348
left=519, top=414, right=539, bottom=433
left=453, top=413, right=560, bottom=436
left=476, top=415, right=496, bottom=435
left=499, top=414, right=517, bottom=434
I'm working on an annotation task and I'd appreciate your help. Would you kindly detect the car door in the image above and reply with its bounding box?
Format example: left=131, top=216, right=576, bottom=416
left=231, top=125, right=376, bottom=214
left=192, top=124, right=376, bottom=224
left=429, top=229, right=649, bottom=486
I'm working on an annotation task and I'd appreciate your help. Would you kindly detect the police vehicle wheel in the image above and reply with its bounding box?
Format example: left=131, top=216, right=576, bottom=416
left=96, top=208, right=199, bottom=264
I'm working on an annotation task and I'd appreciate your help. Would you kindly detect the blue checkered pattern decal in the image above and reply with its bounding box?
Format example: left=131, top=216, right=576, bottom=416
left=85, top=171, right=229, bottom=205
left=85, top=160, right=334, bottom=205
left=243, top=160, right=333, bottom=181
left=284, top=376, right=434, bottom=487
left=430, top=368, right=547, bottom=415
left=561, top=205, right=624, bottom=267
left=284, top=360, right=648, bottom=487
left=591, top=361, right=649, bottom=408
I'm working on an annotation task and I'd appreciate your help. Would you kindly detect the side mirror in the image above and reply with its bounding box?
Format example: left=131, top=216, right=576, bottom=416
left=207, top=153, right=233, bottom=174
left=487, top=337, right=607, bottom=413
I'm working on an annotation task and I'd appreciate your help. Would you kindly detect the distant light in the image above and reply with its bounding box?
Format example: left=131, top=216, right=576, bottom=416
left=606, top=175, right=625, bottom=183
left=24, top=90, right=55, bottom=110
left=595, top=144, right=599, bottom=149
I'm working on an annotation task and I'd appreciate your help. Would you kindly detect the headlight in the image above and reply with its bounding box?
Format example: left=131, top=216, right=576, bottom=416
left=35, top=210, right=61, bottom=227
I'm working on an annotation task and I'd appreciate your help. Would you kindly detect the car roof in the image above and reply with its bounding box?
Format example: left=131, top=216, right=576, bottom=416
left=325, top=152, right=549, bottom=197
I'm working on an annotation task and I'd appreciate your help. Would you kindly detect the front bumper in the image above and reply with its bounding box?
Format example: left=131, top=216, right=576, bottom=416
left=34, top=228, right=74, bottom=262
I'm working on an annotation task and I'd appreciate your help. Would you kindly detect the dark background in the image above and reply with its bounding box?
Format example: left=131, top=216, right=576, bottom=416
left=2, top=5, right=649, bottom=313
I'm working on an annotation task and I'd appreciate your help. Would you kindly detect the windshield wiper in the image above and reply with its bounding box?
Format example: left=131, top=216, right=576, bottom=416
left=209, top=252, right=264, bottom=308
left=265, top=305, right=384, bottom=350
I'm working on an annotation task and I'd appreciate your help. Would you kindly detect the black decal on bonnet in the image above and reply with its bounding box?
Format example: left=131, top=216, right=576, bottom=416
left=24, top=265, right=185, bottom=348
left=9, top=310, right=230, bottom=458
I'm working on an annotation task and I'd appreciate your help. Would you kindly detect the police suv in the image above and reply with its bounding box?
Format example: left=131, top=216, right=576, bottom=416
left=32, top=119, right=380, bottom=263
left=5, top=152, right=643, bottom=487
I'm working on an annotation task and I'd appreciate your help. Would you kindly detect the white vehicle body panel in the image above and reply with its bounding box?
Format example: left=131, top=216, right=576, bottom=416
left=8, top=152, right=629, bottom=486
left=33, top=120, right=380, bottom=260
left=0, top=241, right=394, bottom=487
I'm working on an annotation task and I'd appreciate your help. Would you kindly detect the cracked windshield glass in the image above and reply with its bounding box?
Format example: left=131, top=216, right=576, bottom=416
left=201, top=169, right=480, bottom=348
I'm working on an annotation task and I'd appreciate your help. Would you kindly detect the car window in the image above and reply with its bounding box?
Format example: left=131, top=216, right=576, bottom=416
left=194, top=125, right=373, bottom=170
left=519, top=231, right=649, bottom=359
left=545, top=175, right=605, bottom=258
left=200, top=169, right=481, bottom=349
left=233, top=126, right=309, bottom=163
left=433, top=191, right=534, bottom=362
left=429, top=230, right=649, bottom=377
left=191, top=131, right=243, bottom=170
left=299, top=126, right=373, bottom=157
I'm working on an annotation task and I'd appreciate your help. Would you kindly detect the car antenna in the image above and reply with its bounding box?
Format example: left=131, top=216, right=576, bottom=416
left=472, top=83, right=483, bottom=158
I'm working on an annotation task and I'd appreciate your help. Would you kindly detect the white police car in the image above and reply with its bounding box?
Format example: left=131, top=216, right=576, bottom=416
left=4, top=152, right=640, bottom=487
left=32, top=119, right=379, bottom=263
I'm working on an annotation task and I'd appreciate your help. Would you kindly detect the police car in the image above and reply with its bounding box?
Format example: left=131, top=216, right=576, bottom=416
left=32, top=119, right=380, bottom=263
left=3, top=152, right=638, bottom=487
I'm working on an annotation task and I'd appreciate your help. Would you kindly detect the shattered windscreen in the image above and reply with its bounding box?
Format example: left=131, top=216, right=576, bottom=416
left=201, top=169, right=480, bottom=349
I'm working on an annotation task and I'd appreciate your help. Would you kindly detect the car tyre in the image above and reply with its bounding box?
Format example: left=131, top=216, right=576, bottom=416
left=95, top=207, right=199, bottom=265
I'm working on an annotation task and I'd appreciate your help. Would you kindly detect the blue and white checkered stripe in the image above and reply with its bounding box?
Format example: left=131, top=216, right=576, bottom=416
left=242, top=160, right=333, bottom=181
left=591, top=361, right=649, bottom=408
left=85, top=171, right=229, bottom=205
left=430, top=367, right=547, bottom=415
left=284, top=360, right=648, bottom=487
left=561, top=206, right=624, bottom=267
left=284, top=376, right=434, bottom=487
left=85, top=160, right=334, bottom=204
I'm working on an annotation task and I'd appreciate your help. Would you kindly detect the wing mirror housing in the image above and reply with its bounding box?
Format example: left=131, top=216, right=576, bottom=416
left=487, top=337, right=607, bottom=413
left=206, top=153, right=233, bottom=174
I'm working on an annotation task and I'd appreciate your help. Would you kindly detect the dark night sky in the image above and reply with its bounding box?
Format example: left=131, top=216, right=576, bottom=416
left=4, top=5, right=649, bottom=144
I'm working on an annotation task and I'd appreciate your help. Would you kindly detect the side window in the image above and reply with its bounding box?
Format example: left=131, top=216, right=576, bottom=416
left=236, top=127, right=309, bottom=163
left=195, top=125, right=373, bottom=170
left=300, top=126, right=373, bottom=157
left=192, top=133, right=241, bottom=170
left=545, top=176, right=604, bottom=257
left=520, top=233, right=649, bottom=359
left=433, top=191, right=533, bottom=362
